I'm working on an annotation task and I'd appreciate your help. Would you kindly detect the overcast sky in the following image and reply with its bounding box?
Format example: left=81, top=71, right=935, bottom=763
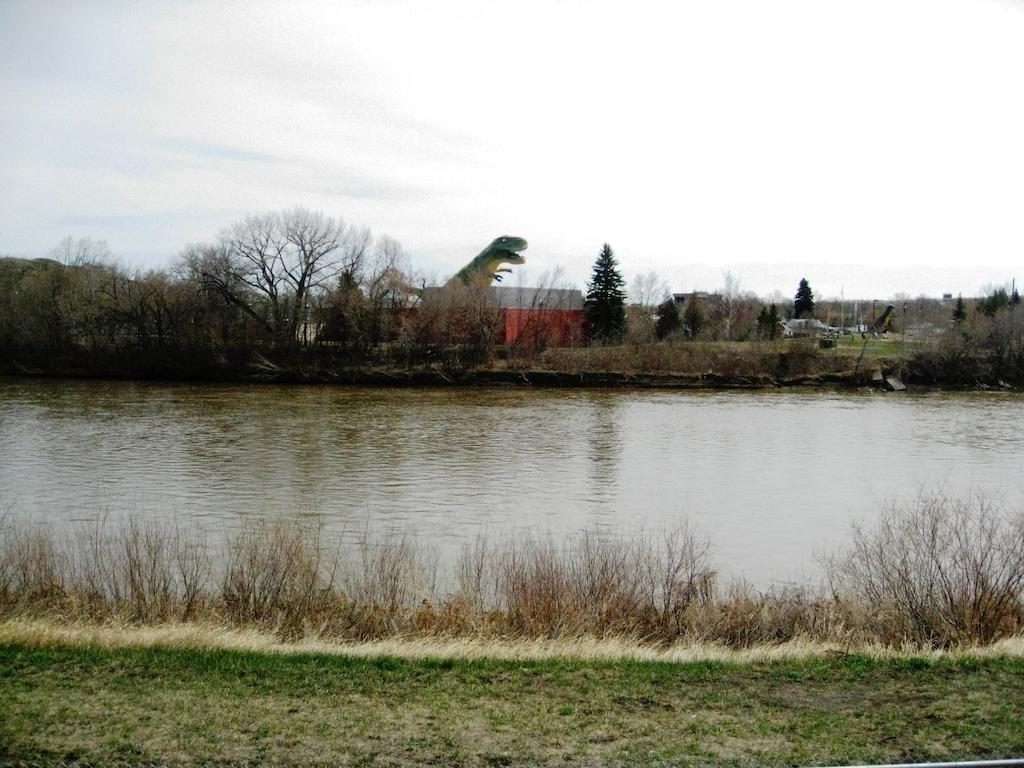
left=2, top=0, right=1022, bottom=299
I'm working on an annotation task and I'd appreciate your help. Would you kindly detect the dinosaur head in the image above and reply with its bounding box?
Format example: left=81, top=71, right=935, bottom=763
left=447, top=236, right=530, bottom=287
left=488, top=236, right=528, bottom=264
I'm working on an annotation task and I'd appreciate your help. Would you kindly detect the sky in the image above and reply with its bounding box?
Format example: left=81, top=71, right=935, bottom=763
left=1, top=0, right=1022, bottom=300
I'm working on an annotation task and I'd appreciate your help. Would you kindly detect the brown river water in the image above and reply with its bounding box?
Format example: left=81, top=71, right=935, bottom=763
left=1, top=377, right=1022, bottom=585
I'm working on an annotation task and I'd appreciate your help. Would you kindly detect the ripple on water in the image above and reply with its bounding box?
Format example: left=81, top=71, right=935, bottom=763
left=2, top=379, right=1023, bottom=585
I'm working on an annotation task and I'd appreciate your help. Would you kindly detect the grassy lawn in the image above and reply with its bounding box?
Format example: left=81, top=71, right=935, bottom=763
left=2, top=641, right=1023, bottom=767
left=832, top=335, right=910, bottom=359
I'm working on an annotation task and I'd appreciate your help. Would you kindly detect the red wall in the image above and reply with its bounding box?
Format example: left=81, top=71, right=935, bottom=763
left=500, top=308, right=585, bottom=347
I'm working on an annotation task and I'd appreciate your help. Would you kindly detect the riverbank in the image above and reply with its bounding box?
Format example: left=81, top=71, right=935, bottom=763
left=2, top=623, right=1022, bottom=767
left=0, top=361, right=857, bottom=389
left=4, top=337, right=1020, bottom=390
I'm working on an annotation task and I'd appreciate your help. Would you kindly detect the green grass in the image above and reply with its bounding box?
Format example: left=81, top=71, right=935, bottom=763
left=833, top=335, right=912, bottom=359
left=2, top=642, right=1023, bottom=767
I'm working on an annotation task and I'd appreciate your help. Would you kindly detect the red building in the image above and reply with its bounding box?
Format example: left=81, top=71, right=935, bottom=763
left=487, top=287, right=585, bottom=347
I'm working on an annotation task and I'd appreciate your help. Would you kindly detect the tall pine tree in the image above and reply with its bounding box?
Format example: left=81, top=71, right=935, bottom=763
left=793, top=278, right=815, bottom=319
left=768, top=302, right=781, bottom=338
left=585, top=243, right=627, bottom=342
left=952, top=295, right=966, bottom=326
left=654, top=296, right=681, bottom=340
left=683, top=298, right=705, bottom=338
left=757, top=302, right=781, bottom=339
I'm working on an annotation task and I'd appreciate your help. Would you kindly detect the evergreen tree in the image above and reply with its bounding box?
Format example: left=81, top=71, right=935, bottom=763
left=793, top=278, right=815, bottom=319
left=683, top=297, right=705, bottom=338
left=756, top=306, right=771, bottom=338
left=768, top=302, right=781, bottom=338
left=585, top=243, right=627, bottom=342
left=978, top=288, right=1009, bottom=317
left=757, top=302, right=782, bottom=339
left=1012, top=288, right=1021, bottom=307
left=952, top=294, right=966, bottom=326
left=654, top=296, right=681, bottom=340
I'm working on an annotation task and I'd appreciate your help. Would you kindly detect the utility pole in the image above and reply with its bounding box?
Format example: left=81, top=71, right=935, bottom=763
left=901, top=302, right=908, bottom=359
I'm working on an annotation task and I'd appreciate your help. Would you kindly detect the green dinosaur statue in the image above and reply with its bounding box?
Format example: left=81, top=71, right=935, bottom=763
left=447, top=236, right=528, bottom=288
left=870, top=304, right=896, bottom=336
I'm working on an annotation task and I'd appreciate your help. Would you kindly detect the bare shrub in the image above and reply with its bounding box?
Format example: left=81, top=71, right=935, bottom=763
left=495, top=535, right=570, bottom=637
left=398, top=283, right=502, bottom=369
left=636, top=526, right=716, bottom=637
left=908, top=301, right=1024, bottom=386
left=455, top=533, right=496, bottom=614
left=566, top=530, right=639, bottom=635
left=66, top=517, right=119, bottom=615
left=488, top=524, right=713, bottom=641
left=174, top=524, right=211, bottom=621
left=690, top=583, right=848, bottom=648
left=907, top=332, right=988, bottom=387
left=56, top=517, right=211, bottom=623
left=337, top=533, right=432, bottom=638
left=828, top=494, right=1024, bottom=646
left=0, top=522, right=8, bottom=604
left=0, top=522, right=65, bottom=611
left=3, top=499, right=1022, bottom=649
left=118, top=519, right=177, bottom=622
left=221, top=519, right=337, bottom=636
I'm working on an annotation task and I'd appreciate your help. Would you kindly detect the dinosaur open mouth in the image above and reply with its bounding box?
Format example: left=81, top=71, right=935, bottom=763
left=501, top=242, right=526, bottom=260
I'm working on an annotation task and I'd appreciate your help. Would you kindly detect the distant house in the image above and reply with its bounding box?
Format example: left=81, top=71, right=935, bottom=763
left=782, top=318, right=829, bottom=338
left=671, top=291, right=713, bottom=306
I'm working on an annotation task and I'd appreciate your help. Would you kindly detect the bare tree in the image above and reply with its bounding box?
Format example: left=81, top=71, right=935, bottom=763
left=363, top=235, right=415, bottom=344
left=49, top=236, right=112, bottom=267
left=628, top=271, right=669, bottom=342
left=400, top=281, right=503, bottom=368
left=629, top=271, right=668, bottom=311
left=182, top=242, right=274, bottom=342
left=711, top=271, right=759, bottom=341
left=41, top=238, right=120, bottom=350
left=201, top=208, right=372, bottom=346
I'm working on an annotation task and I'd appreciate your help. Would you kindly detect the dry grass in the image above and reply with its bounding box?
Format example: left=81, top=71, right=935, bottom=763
left=536, top=340, right=854, bottom=379
left=3, top=617, right=1023, bottom=664
left=3, top=495, right=1024, bottom=650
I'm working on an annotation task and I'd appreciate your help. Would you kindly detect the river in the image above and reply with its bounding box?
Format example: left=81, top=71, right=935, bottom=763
left=1, top=377, right=1022, bottom=585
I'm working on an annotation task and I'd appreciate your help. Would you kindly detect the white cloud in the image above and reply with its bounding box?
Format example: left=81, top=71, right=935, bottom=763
left=1, top=0, right=1022, bottom=296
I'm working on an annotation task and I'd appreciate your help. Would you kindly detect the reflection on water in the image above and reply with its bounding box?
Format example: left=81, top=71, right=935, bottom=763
left=584, top=395, right=623, bottom=510
left=2, top=377, right=1023, bottom=585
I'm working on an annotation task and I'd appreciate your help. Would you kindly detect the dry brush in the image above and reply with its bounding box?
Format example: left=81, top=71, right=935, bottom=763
left=2, top=494, right=1023, bottom=649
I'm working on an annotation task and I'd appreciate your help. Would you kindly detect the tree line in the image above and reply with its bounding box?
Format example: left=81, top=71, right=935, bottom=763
left=3, top=207, right=1021, bottom=382
left=0, top=209, right=426, bottom=374
left=587, top=246, right=812, bottom=344
left=0, top=210, right=798, bottom=376
left=1, top=209, right=637, bottom=374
